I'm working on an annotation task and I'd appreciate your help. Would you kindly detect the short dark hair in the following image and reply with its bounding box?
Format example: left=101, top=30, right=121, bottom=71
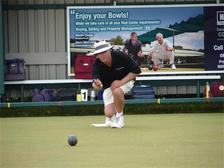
left=131, top=32, right=137, bottom=36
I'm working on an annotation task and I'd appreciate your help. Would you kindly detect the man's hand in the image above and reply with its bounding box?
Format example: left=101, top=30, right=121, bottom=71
left=137, top=51, right=143, bottom=57
left=111, top=80, right=122, bottom=90
left=166, top=46, right=174, bottom=52
left=123, top=48, right=129, bottom=54
left=92, top=79, right=103, bottom=91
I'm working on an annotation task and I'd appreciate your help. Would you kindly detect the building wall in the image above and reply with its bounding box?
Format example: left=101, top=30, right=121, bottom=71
left=3, top=0, right=220, bottom=98
left=0, top=1, right=4, bottom=95
left=4, top=2, right=67, bottom=80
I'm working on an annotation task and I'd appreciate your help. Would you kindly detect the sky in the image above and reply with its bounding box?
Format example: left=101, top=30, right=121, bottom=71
left=169, top=31, right=204, bottom=50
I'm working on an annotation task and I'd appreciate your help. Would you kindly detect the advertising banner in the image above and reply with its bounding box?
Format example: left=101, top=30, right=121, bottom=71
left=67, top=5, right=224, bottom=76
left=204, top=6, right=224, bottom=70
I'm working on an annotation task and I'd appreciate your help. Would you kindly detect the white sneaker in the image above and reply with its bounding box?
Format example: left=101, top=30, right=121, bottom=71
left=105, top=115, right=115, bottom=127
left=171, top=64, right=176, bottom=70
left=111, top=114, right=124, bottom=128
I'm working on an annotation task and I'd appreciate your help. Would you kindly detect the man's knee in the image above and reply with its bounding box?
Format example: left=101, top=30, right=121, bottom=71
left=167, top=51, right=174, bottom=58
left=112, top=87, right=124, bottom=97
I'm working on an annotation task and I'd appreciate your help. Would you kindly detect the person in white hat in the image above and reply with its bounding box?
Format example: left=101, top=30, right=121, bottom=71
left=91, top=40, right=141, bottom=128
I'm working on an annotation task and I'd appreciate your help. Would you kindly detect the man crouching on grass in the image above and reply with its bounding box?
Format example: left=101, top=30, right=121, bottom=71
left=91, top=40, right=141, bottom=128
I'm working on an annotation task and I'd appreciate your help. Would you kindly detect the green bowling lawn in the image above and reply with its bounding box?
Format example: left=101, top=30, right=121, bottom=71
left=1, top=113, right=223, bottom=168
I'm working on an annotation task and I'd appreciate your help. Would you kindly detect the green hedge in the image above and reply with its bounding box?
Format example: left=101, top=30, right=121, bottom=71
left=1, top=100, right=223, bottom=117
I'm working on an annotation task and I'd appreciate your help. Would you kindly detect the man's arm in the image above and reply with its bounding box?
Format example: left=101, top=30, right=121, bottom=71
left=166, top=46, right=174, bottom=51
left=92, top=62, right=103, bottom=91
left=165, top=40, right=174, bottom=51
left=137, top=41, right=143, bottom=57
left=120, top=72, right=138, bottom=85
left=111, top=51, right=141, bottom=90
left=123, top=39, right=129, bottom=54
left=111, top=72, right=138, bottom=90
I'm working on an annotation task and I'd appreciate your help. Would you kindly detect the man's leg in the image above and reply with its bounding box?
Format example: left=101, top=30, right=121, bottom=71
left=111, top=81, right=134, bottom=128
left=167, top=51, right=176, bottom=69
left=111, top=87, right=125, bottom=128
left=103, top=88, right=116, bottom=126
left=104, top=103, right=116, bottom=118
left=112, top=87, right=125, bottom=114
left=151, top=52, right=161, bottom=65
left=104, top=103, right=116, bottom=126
